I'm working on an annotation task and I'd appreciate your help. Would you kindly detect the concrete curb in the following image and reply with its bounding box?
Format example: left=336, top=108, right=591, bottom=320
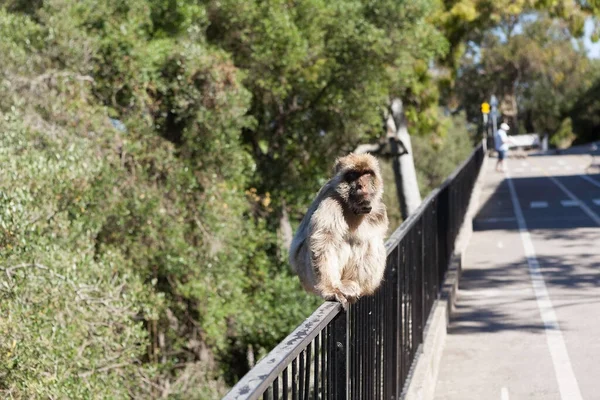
left=403, top=153, right=489, bottom=400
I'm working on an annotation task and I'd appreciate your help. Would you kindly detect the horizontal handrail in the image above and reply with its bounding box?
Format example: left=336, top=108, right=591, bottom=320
left=386, top=142, right=484, bottom=255
left=223, top=302, right=342, bottom=400
left=438, top=142, right=484, bottom=192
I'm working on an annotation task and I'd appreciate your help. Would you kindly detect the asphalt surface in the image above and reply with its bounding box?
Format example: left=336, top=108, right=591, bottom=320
left=434, top=150, right=600, bottom=400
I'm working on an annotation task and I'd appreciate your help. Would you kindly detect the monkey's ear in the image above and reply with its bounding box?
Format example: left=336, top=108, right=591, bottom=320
left=333, top=157, right=345, bottom=174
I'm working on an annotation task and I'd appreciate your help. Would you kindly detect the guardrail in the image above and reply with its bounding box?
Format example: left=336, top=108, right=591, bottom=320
left=487, top=133, right=543, bottom=152
left=223, top=142, right=485, bottom=400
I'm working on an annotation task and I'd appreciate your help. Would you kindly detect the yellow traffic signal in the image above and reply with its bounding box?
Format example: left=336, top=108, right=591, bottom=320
left=481, top=102, right=490, bottom=114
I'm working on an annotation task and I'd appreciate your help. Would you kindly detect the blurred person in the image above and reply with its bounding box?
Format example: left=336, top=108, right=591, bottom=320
left=494, top=122, right=512, bottom=172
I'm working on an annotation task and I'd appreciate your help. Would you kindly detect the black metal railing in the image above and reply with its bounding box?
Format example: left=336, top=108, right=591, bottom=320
left=223, top=142, right=485, bottom=400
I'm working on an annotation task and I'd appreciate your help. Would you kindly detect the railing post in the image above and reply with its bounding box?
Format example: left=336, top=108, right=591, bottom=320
left=331, top=312, right=347, bottom=400
left=419, top=217, right=425, bottom=343
left=437, top=186, right=450, bottom=284
left=395, top=245, right=403, bottom=400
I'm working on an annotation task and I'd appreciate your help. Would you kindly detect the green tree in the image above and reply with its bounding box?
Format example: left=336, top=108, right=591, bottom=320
left=0, top=0, right=479, bottom=397
left=435, top=0, right=597, bottom=76
left=456, top=15, right=597, bottom=140
left=569, top=75, right=600, bottom=143
left=203, top=0, right=447, bottom=213
left=0, top=1, right=320, bottom=396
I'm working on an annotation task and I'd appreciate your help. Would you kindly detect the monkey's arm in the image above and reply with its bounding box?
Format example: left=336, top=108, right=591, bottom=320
left=309, top=198, right=347, bottom=298
left=289, top=181, right=335, bottom=274
left=357, top=205, right=389, bottom=296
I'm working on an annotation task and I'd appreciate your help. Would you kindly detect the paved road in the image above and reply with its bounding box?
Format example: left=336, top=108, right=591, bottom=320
left=434, top=150, right=600, bottom=400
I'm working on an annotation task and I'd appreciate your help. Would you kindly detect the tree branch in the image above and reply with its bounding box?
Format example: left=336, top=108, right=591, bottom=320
left=0, top=263, right=67, bottom=281
left=78, top=361, right=135, bottom=378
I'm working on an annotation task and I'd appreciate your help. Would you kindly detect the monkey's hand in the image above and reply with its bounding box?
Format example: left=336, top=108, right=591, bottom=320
left=338, top=280, right=361, bottom=304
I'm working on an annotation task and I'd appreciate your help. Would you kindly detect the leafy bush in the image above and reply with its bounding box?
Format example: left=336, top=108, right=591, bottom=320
left=0, top=110, right=158, bottom=398
left=570, top=79, right=600, bottom=144
left=550, top=117, right=576, bottom=149
left=380, top=112, right=475, bottom=230
left=0, top=4, right=320, bottom=397
left=412, top=112, right=475, bottom=196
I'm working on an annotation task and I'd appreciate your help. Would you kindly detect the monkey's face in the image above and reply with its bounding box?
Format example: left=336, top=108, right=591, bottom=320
left=333, top=153, right=383, bottom=215
left=344, top=169, right=378, bottom=214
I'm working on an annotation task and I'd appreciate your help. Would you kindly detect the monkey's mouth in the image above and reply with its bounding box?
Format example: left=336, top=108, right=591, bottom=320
left=354, top=203, right=372, bottom=214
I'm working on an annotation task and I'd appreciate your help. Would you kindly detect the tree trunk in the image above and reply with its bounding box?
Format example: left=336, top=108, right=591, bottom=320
left=389, top=98, right=422, bottom=219
left=353, top=98, right=422, bottom=220
left=278, top=200, right=293, bottom=251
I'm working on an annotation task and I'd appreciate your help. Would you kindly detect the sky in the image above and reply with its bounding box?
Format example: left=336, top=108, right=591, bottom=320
left=582, top=19, right=600, bottom=59
left=496, top=15, right=600, bottom=59
left=496, top=14, right=600, bottom=59
left=453, top=15, right=599, bottom=68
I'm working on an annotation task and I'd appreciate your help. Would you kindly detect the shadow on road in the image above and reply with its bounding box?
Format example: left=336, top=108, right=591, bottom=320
left=473, top=173, right=600, bottom=231
left=451, top=254, right=600, bottom=335
left=449, top=169, right=600, bottom=335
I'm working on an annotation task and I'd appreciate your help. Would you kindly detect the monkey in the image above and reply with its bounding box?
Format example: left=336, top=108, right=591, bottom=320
left=289, top=153, right=389, bottom=309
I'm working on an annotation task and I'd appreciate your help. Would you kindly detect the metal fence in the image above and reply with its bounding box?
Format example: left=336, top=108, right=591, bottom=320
left=223, top=143, right=485, bottom=400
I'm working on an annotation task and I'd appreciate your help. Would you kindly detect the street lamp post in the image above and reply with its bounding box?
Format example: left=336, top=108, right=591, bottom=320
left=490, top=94, right=499, bottom=138
left=481, top=101, right=491, bottom=150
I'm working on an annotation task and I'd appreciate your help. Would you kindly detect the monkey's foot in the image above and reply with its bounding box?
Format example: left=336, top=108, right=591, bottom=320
left=338, top=280, right=361, bottom=304
left=321, top=289, right=348, bottom=309
left=320, top=282, right=360, bottom=309
left=334, top=292, right=349, bottom=310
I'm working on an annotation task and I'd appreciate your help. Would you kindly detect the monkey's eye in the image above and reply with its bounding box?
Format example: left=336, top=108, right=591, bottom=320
left=344, top=171, right=360, bottom=181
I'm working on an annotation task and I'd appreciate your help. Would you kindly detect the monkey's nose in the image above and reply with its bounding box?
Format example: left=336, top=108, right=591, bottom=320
left=357, top=187, right=371, bottom=198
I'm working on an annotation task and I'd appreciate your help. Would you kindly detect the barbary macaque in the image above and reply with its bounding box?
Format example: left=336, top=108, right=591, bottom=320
left=289, top=153, right=389, bottom=308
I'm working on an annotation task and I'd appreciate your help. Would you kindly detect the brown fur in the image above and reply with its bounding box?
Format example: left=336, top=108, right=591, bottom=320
left=289, top=153, right=389, bottom=308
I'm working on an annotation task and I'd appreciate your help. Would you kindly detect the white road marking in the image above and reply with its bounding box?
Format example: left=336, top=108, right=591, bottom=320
left=497, top=241, right=504, bottom=248
left=594, top=199, right=600, bottom=206
left=480, top=217, right=517, bottom=223
left=547, top=176, right=600, bottom=226
left=501, top=387, right=510, bottom=400
left=530, top=201, right=548, bottom=208
left=550, top=166, right=558, bottom=171
left=505, top=162, right=583, bottom=400
left=565, top=166, right=573, bottom=171
left=514, top=168, right=524, bottom=173
left=532, top=167, right=542, bottom=171
left=580, top=174, right=600, bottom=189
left=560, top=200, right=579, bottom=207
left=461, top=289, right=502, bottom=298
left=558, top=160, right=566, bottom=165
left=521, top=161, right=529, bottom=167
left=462, top=288, right=531, bottom=298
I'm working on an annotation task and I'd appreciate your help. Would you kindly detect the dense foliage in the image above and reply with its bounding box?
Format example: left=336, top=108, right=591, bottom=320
left=0, top=1, right=449, bottom=398
left=1, top=0, right=598, bottom=398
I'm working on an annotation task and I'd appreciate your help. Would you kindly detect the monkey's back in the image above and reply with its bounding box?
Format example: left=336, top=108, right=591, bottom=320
left=288, top=184, right=342, bottom=292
